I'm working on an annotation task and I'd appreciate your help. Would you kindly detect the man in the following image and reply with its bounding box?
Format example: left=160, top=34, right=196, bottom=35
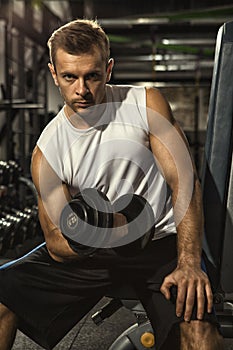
left=0, top=19, right=224, bottom=350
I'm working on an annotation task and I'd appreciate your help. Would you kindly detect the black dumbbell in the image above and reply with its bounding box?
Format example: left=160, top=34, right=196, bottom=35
left=112, top=193, right=155, bottom=256
left=60, top=188, right=155, bottom=257
left=60, top=188, right=113, bottom=257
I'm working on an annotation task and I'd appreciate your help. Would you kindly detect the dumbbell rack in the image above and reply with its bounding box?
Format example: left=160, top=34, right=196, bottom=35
left=0, top=160, right=43, bottom=259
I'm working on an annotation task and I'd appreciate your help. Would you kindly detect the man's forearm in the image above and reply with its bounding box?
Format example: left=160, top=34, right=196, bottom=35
left=38, top=206, right=81, bottom=262
left=174, top=179, right=204, bottom=267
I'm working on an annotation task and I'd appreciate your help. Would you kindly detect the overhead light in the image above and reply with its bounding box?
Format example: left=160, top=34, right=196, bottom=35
left=190, top=18, right=232, bottom=25
left=136, top=18, right=169, bottom=24
left=135, top=82, right=210, bottom=88
left=99, top=17, right=169, bottom=27
left=180, top=63, right=196, bottom=70
left=162, top=38, right=215, bottom=45
left=115, top=53, right=199, bottom=62
left=153, top=64, right=167, bottom=71
left=153, top=61, right=213, bottom=71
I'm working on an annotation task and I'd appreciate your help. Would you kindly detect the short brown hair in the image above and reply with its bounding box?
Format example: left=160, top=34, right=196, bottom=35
left=47, top=19, right=110, bottom=68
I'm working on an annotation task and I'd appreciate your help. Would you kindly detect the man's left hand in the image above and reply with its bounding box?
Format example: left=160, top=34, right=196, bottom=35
left=160, top=265, right=213, bottom=322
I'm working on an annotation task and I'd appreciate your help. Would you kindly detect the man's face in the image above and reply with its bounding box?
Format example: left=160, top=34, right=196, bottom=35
left=49, top=47, right=113, bottom=120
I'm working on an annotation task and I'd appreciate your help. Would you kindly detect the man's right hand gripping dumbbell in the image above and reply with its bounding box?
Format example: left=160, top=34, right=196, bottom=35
left=60, top=188, right=155, bottom=258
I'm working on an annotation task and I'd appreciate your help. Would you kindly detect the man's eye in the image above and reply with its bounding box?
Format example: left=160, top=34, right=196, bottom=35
left=63, top=75, right=75, bottom=81
left=86, top=73, right=99, bottom=80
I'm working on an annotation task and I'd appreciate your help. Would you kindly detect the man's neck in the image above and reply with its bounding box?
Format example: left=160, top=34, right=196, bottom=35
left=64, top=99, right=108, bottom=130
left=64, top=105, right=91, bottom=129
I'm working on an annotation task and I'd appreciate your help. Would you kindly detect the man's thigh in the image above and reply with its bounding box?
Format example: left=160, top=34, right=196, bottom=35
left=113, top=235, right=221, bottom=350
left=0, top=244, right=115, bottom=349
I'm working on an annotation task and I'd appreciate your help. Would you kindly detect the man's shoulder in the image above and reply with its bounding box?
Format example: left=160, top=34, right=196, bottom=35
left=36, top=107, right=66, bottom=151
left=107, top=83, right=145, bottom=92
left=106, top=84, right=146, bottom=104
left=39, top=108, right=65, bottom=137
left=44, top=108, right=65, bottom=129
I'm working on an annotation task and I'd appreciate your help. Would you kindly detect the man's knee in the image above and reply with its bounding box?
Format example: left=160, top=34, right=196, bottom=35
left=0, top=304, right=18, bottom=324
left=180, top=320, right=224, bottom=350
left=0, top=304, right=18, bottom=350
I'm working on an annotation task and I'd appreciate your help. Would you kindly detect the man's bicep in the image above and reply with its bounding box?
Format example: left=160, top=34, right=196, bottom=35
left=149, top=133, right=178, bottom=191
left=146, top=88, right=195, bottom=189
left=31, top=146, right=71, bottom=229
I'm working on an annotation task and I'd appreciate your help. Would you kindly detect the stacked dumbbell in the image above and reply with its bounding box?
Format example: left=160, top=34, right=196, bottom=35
left=0, top=206, right=41, bottom=255
left=0, top=160, right=22, bottom=186
left=0, top=160, right=22, bottom=209
left=60, top=188, right=155, bottom=258
left=0, top=160, right=42, bottom=256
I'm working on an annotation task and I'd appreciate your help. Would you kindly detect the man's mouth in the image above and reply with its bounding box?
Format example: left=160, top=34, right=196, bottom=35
left=73, top=100, right=93, bottom=108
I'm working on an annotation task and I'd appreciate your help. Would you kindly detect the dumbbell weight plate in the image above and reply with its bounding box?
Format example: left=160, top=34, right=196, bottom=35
left=113, top=194, right=155, bottom=256
left=60, top=194, right=96, bottom=250
left=60, top=188, right=113, bottom=252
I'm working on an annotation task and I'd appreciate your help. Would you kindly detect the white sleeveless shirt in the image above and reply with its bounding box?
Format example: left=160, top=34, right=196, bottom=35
left=37, top=84, right=176, bottom=240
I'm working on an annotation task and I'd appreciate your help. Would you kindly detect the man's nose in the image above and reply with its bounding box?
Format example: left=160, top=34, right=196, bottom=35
left=75, top=78, right=89, bottom=96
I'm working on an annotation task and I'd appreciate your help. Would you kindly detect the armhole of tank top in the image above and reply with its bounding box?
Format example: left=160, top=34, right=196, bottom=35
left=36, top=138, right=65, bottom=183
left=138, top=86, right=150, bottom=132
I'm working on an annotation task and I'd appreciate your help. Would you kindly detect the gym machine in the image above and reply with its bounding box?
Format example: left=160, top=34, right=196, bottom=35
left=89, top=19, right=233, bottom=349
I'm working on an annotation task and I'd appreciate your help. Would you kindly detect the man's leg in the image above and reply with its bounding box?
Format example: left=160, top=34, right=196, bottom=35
left=0, top=304, right=18, bottom=350
left=180, top=320, right=224, bottom=350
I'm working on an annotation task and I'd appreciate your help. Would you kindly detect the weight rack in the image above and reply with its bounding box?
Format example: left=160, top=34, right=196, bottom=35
left=0, top=1, right=61, bottom=175
left=0, top=159, right=43, bottom=259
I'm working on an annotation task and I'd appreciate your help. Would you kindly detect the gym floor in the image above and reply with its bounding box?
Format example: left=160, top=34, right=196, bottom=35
left=11, top=297, right=233, bottom=350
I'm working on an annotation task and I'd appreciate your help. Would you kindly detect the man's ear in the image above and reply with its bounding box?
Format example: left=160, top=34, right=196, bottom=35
left=48, top=63, right=59, bottom=86
left=106, top=58, right=114, bottom=82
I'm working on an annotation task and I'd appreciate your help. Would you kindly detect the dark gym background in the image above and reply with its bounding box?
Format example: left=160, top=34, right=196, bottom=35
left=0, top=1, right=233, bottom=349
